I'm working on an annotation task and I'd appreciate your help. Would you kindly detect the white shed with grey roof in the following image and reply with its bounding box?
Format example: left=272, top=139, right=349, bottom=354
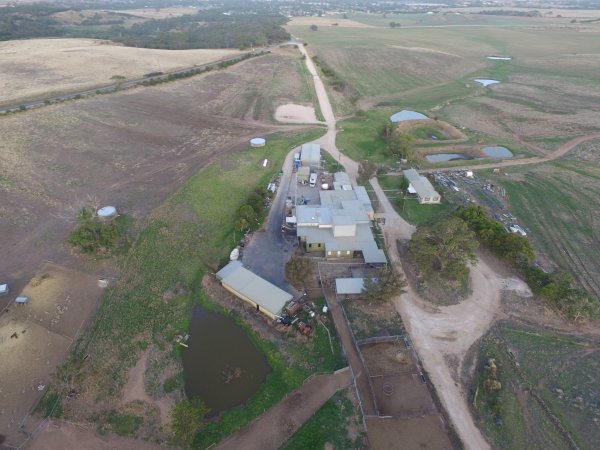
left=403, top=168, right=441, bottom=204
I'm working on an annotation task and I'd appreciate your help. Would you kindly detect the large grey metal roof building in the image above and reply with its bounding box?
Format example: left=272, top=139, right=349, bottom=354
left=296, top=173, right=386, bottom=264
left=216, top=261, right=292, bottom=320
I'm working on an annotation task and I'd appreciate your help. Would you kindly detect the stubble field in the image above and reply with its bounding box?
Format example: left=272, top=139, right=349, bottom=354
left=0, top=38, right=242, bottom=104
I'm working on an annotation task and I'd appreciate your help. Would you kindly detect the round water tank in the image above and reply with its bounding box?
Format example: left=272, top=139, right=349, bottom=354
left=250, top=137, right=266, bottom=148
left=97, top=206, right=117, bottom=219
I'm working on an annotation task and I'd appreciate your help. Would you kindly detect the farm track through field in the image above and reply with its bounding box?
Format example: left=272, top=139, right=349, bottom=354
left=508, top=173, right=600, bottom=300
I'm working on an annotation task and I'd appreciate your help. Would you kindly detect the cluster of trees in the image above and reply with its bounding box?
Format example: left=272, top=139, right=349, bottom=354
left=455, top=205, right=534, bottom=265
left=380, top=123, right=415, bottom=161
left=519, top=262, right=598, bottom=322
left=389, top=21, right=401, bottom=28
left=478, top=9, right=541, bottom=17
left=456, top=205, right=599, bottom=322
left=0, top=4, right=67, bottom=40
left=107, top=12, right=289, bottom=50
left=357, top=160, right=378, bottom=184
left=170, top=399, right=209, bottom=447
left=361, top=267, right=406, bottom=303
left=234, top=188, right=270, bottom=232
left=285, top=256, right=314, bottom=289
left=0, top=5, right=290, bottom=50
left=409, top=215, right=478, bottom=283
left=68, top=208, right=127, bottom=255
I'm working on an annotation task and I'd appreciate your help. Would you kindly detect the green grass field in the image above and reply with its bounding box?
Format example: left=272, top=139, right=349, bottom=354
left=336, top=109, right=392, bottom=164
left=376, top=175, right=454, bottom=225
left=290, top=20, right=600, bottom=151
left=492, top=153, right=600, bottom=300
left=474, top=324, right=599, bottom=450
left=342, top=12, right=544, bottom=28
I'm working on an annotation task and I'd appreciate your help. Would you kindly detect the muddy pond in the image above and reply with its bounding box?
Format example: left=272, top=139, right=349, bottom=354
left=182, top=307, right=271, bottom=416
left=482, top=146, right=513, bottom=158
left=425, top=153, right=471, bottom=162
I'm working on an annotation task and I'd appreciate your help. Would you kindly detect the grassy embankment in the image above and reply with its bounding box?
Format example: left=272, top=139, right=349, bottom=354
left=474, top=324, right=599, bottom=450
left=491, top=150, right=600, bottom=300
left=42, top=128, right=350, bottom=445
left=282, top=390, right=365, bottom=450
left=336, top=106, right=528, bottom=169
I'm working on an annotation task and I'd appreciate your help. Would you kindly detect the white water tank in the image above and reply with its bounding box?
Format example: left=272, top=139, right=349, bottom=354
left=97, top=206, right=117, bottom=220
left=250, top=137, right=266, bottom=148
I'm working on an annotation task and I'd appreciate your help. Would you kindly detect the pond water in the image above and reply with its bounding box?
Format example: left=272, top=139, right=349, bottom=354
left=426, top=153, right=471, bottom=162
left=482, top=146, right=514, bottom=158
left=487, top=56, right=512, bottom=61
left=390, top=110, right=428, bottom=123
left=182, top=307, right=271, bottom=416
left=474, top=79, right=500, bottom=87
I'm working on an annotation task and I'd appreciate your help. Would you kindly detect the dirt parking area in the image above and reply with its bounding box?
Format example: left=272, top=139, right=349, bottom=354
left=0, top=264, right=102, bottom=444
left=367, top=415, right=454, bottom=450
left=0, top=38, right=242, bottom=104
left=275, top=104, right=320, bottom=124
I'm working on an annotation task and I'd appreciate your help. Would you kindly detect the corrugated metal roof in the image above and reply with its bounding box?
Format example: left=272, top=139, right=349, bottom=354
left=301, top=143, right=321, bottom=164
left=335, top=278, right=366, bottom=294
left=403, top=169, right=440, bottom=200
left=216, top=261, right=292, bottom=316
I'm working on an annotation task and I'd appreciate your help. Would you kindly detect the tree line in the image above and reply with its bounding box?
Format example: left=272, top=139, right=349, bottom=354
left=0, top=4, right=290, bottom=50
left=456, top=205, right=599, bottom=322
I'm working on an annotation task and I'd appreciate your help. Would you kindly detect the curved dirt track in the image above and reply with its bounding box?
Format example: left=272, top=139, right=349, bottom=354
left=372, top=178, right=499, bottom=450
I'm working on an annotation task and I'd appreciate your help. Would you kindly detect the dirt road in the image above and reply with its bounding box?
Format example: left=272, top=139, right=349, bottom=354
left=215, top=369, right=352, bottom=450
left=296, top=42, right=495, bottom=449
left=373, top=176, right=501, bottom=450
left=296, top=43, right=359, bottom=182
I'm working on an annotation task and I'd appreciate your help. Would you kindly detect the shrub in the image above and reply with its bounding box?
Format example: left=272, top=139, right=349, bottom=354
left=68, top=208, right=126, bottom=255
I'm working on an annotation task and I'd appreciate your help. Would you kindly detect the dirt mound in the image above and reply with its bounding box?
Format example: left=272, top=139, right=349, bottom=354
left=500, top=277, right=533, bottom=298
left=275, top=103, right=320, bottom=124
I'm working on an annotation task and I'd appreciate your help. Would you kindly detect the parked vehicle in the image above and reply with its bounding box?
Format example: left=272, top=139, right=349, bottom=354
left=309, top=172, right=317, bottom=188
